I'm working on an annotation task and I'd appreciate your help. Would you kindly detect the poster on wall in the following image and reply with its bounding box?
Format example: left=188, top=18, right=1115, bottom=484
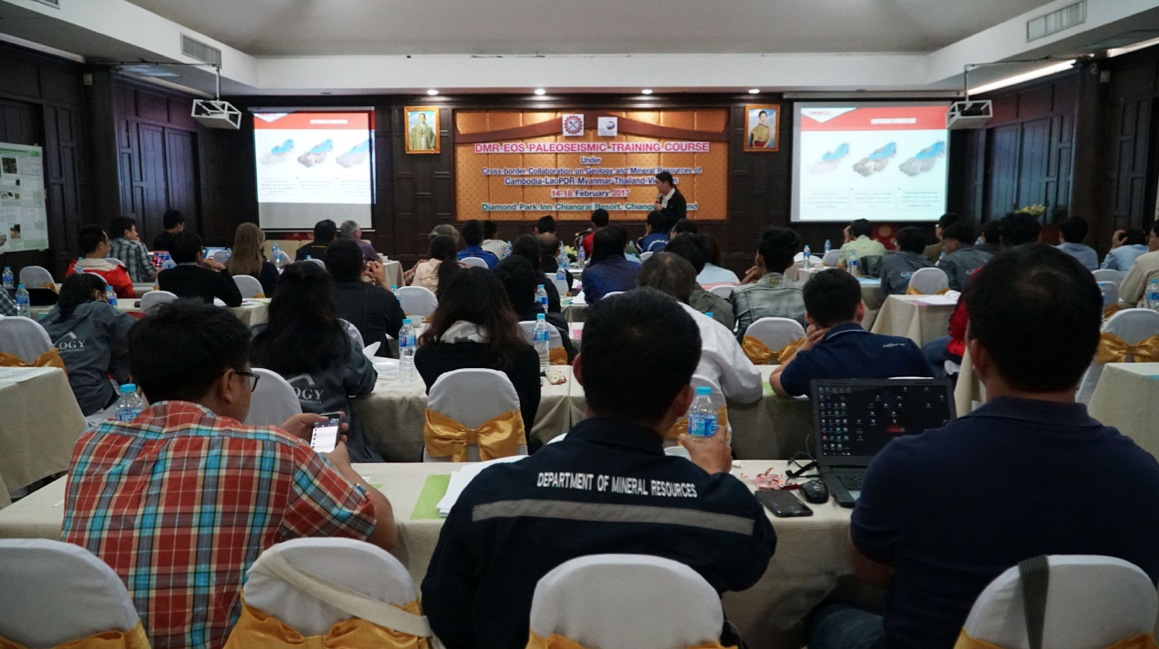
left=405, top=107, right=440, bottom=154
left=744, top=105, right=780, bottom=151
left=0, top=143, right=49, bottom=254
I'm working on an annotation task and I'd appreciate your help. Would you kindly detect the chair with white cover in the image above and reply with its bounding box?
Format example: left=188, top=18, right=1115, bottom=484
left=517, top=320, right=568, bottom=365
left=81, top=270, right=108, bottom=286
left=0, top=539, right=148, bottom=648
left=140, top=290, right=178, bottom=313
left=527, top=554, right=728, bottom=649
left=1078, top=308, right=1159, bottom=403
left=742, top=317, right=807, bottom=365
left=709, top=285, right=735, bottom=299
left=234, top=274, right=264, bottom=298
left=956, top=555, right=1157, bottom=649
left=461, top=256, right=489, bottom=268
left=302, top=258, right=326, bottom=270
left=0, top=317, right=53, bottom=364
left=423, top=368, right=527, bottom=462
left=1093, top=269, right=1126, bottom=286
left=397, top=286, right=439, bottom=317
left=907, top=267, right=950, bottom=295
left=1098, top=281, right=1121, bottom=310
left=224, top=538, right=433, bottom=648
left=17, top=265, right=53, bottom=288
left=339, top=318, right=365, bottom=348
left=104, top=257, right=125, bottom=268
left=822, top=249, right=841, bottom=267
left=639, top=251, right=654, bottom=262
left=243, top=368, right=303, bottom=428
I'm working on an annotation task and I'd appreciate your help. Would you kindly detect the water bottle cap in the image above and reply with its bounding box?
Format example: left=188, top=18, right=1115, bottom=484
left=538, top=283, right=544, bottom=288
left=705, top=312, right=713, bottom=317
left=696, top=386, right=711, bottom=396
left=120, top=384, right=136, bottom=393
left=403, top=318, right=412, bottom=324
left=16, top=284, right=24, bottom=289
left=390, top=285, right=398, bottom=290
left=537, top=313, right=545, bottom=320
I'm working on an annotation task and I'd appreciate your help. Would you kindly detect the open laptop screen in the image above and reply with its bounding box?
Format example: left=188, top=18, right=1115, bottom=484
left=812, top=379, right=955, bottom=465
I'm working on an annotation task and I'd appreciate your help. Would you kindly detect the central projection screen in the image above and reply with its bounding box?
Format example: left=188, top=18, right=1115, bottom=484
left=791, top=102, right=950, bottom=222
left=253, top=111, right=374, bottom=230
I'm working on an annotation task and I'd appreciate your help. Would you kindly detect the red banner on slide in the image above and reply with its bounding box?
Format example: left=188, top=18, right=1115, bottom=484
left=800, top=106, right=948, bottom=132
left=253, top=112, right=371, bottom=130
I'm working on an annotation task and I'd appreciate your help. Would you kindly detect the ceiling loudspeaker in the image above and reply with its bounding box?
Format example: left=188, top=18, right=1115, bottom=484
left=192, top=100, right=241, bottom=130
left=947, top=100, right=993, bottom=130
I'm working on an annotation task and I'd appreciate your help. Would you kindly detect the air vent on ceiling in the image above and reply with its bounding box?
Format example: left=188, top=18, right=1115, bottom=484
left=181, top=35, right=222, bottom=67
left=1027, top=1, right=1086, bottom=42
left=30, top=0, right=60, bottom=7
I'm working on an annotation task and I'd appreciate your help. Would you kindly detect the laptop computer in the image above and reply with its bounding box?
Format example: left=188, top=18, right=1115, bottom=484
left=811, top=378, right=955, bottom=507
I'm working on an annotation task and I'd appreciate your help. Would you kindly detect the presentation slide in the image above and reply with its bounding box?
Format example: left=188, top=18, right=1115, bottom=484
left=792, top=103, right=950, bottom=222
left=253, top=111, right=373, bottom=230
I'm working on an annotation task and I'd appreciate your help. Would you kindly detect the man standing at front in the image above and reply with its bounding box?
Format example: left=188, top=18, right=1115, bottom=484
left=422, top=289, right=776, bottom=649
left=654, top=171, right=687, bottom=230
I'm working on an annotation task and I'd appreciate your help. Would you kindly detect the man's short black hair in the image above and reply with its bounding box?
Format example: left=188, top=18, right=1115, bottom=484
left=591, top=209, right=610, bottom=228
left=635, top=253, right=697, bottom=303
left=672, top=218, right=698, bottom=234
left=803, top=269, right=861, bottom=328
left=127, top=299, right=251, bottom=403
left=494, top=255, right=537, bottom=311
left=109, top=216, right=136, bottom=240
left=664, top=233, right=709, bottom=274
left=582, top=288, right=701, bottom=424
left=1125, top=228, right=1147, bottom=246
left=981, top=220, right=1001, bottom=243
left=536, top=215, right=555, bottom=233
left=941, top=223, right=973, bottom=245
left=849, top=219, right=872, bottom=238
left=646, top=210, right=666, bottom=231
left=758, top=226, right=800, bottom=274
left=1059, top=216, right=1089, bottom=244
left=162, top=209, right=185, bottom=230
left=937, top=213, right=961, bottom=229
left=965, top=245, right=1101, bottom=392
left=461, top=219, right=485, bottom=246
left=325, top=238, right=364, bottom=281
left=483, top=220, right=498, bottom=239
left=999, top=212, right=1042, bottom=247
left=656, top=171, right=674, bottom=185
left=313, top=219, right=337, bottom=243
left=78, top=225, right=107, bottom=254
left=896, top=227, right=926, bottom=254
left=169, top=231, right=203, bottom=264
left=511, top=234, right=541, bottom=271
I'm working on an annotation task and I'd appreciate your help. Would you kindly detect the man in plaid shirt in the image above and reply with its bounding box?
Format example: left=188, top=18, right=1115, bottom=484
left=62, top=300, right=396, bottom=649
left=107, top=216, right=158, bottom=284
left=0, top=288, right=15, bottom=315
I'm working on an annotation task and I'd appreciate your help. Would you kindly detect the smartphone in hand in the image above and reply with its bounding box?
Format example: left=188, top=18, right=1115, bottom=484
left=310, top=415, right=342, bottom=453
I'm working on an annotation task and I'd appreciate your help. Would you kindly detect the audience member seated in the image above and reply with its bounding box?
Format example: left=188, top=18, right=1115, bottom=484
left=697, top=234, right=741, bottom=286
left=533, top=214, right=555, bottom=235
left=338, top=219, right=379, bottom=262
left=1120, top=222, right=1159, bottom=307
left=811, top=245, right=1159, bottom=649
left=581, top=227, right=640, bottom=303
left=1055, top=215, right=1098, bottom=270
left=40, top=273, right=134, bottom=416
left=637, top=209, right=669, bottom=253
left=922, top=212, right=961, bottom=262
left=938, top=222, right=992, bottom=292
left=151, top=209, right=185, bottom=251
left=410, top=234, right=465, bottom=297
left=481, top=219, right=508, bottom=258
left=107, top=215, right=158, bottom=284
left=878, top=227, right=933, bottom=297
left=839, top=218, right=886, bottom=269
left=326, top=238, right=404, bottom=358
left=457, top=219, right=500, bottom=269
left=1104, top=228, right=1149, bottom=271
left=495, top=256, right=576, bottom=364
left=975, top=219, right=1001, bottom=255
left=511, top=234, right=562, bottom=313
left=636, top=254, right=761, bottom=405
left=731, top=226, right=807, bottom=338
left=66, top=225, right=136, bottom=299
left=665, top=233, right=735, bottom=329
left=158, top=232, right=243, bottom=307
left=537, top=231, right=572, bottom=284
left=770, top=269, right=933, bottom=397
left=61, top=300, right=396, bottom=649
left=402, top=225, right=465, bottom=290
left=224, top=222, right=280, bottom=296
left=579, top=208, right=609, bottom=257
left=421, top=288, right=775, bottom=649
left=251, top=262, right=381, bottom=461
left=0, top=288, right=15, bottom=316
left=294, top=219, right=337, bottom=261
left=671, top=217, right=698, bottom=237
left=416, top=267, right=541, bottom=434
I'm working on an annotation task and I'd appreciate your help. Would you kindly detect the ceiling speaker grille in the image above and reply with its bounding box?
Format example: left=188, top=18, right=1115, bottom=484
left=1027, top=1, right=1086, bottom=42
left=181, top=35, right=222, bottom=66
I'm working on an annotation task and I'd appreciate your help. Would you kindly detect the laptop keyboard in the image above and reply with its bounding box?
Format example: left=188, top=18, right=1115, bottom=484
left=837, top=473, right=864, bottom=489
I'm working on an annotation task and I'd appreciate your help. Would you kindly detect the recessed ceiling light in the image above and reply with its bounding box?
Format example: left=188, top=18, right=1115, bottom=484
left=534, top=88, right=546, bottom=95
left=641, top=89, right=653, bottom=95
left=426, top=89, right=438, bottom=96
left=748, top=88, right=760, bottom=94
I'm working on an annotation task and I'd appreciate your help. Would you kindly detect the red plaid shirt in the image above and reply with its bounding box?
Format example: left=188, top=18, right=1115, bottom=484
left=62, top=401, right=377, bottom=649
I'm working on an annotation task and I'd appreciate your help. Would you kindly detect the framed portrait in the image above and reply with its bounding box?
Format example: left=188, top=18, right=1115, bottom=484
left=405, top=106, right=440, bottom=154
left=743, top=105, right=780, bottom=152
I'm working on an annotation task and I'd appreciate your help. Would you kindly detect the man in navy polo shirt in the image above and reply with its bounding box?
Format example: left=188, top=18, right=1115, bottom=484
left=769, top=269, right=933, bottom=397
left=810, top=245, right=1159, bottom=649
left=456, top=219, right=500, bottom=269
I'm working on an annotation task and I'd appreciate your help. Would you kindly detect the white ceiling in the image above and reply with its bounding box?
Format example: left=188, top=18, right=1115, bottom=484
left=122, top=0, right=1056, bottom=56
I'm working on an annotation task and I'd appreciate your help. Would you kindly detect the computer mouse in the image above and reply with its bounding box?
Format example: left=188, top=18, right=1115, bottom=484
left=799, top=479, right=829, bottom=504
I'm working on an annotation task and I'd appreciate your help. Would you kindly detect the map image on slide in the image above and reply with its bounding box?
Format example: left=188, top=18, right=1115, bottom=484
left=261, top=139, right=294, bottom=164
left=298, top=139, right=333, bottom=167
left=253, top=112, right=373, bottom=206
left=853, top=142, right=897, bottom=177
left=899, top=141, right=946, bottom=176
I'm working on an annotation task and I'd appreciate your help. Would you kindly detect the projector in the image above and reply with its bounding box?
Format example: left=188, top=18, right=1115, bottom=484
left=946, top=100, right=993, bottom=130
left=192, top=100, right=242, bottom=130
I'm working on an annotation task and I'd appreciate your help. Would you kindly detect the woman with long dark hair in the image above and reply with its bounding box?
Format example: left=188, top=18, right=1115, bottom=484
left=251, top=262, right=381, bottom=461
left=409, top=235, right=466, bottom=298
left=40, top=273, right=135, bottom=416
left=580, top=227, right=640, bottom=303
left=416, top=267, right=541, bottom=432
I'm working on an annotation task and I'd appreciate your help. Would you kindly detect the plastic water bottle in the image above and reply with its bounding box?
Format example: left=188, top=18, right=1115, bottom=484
left=14, top=284, right=30, bottom=318
left=306, top=255, right=313, bottom=260
left=803, top=245, right=811, bottom=270
left=939, top=251, right=946, bottom=266
left=577, top=245, right=586, bottom=268
left=271, top=244, right=289, bottom=270
left=687, top=386, right=718, bottom=438
left=106, top=285, right=118, bottom=306
left=505, top=241, right=512, bottom=258
left=1148, top=279, right=1159, bottom=311
left=161, top=252, right=176, bottom=270
left=1, top=267, right=12, bottom=289
left=556, top=244, right=568, bottom=269
left=555, top=267, right=568, bottom=295
left=976, top=236, right=983, bottom=246
left=824, top=239, right=832, bottom=256
left=849, top=251, right=859, bottom=277
left=536, top=284, right=548, bottom=313
left=534, top=313, right=551, bottom=374
left=399, top=318, right=417, bottom=383
left=390, top=284, right=398, bottom=293
left=114, top=384, right=144, bottom=422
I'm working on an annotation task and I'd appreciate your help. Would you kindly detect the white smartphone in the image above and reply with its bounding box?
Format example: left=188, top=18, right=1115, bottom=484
left=310, top=416, right=341, bottom=453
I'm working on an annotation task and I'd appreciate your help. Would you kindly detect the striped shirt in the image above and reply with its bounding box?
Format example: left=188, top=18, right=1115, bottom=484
left=107, top=237, right=157, bottom=283
left=62, top=401, right=376, bottom=649
left=0, top=289, right=15, bottom=316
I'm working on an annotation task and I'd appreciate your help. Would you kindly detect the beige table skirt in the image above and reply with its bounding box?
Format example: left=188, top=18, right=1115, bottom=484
left=1089, top=363, right=1159, bottom=459
left=0, top=367, right=87, bottom=509
left=870, top=295, right=955, bottom=347
left=30, top=299, right=269, bottom=327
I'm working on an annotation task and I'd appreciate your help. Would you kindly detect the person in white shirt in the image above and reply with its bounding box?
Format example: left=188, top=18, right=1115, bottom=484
left=481, top=220, right=508, bottom=259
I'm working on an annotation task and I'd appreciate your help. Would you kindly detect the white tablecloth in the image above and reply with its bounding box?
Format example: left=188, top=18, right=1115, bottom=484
left=32, top=299, right=269, bottom=327
left=382, top=260, right=403, bottom=289
left=1088, top=363, right=1159, bottom=459
left=0, top=367, right=87, bottom=509
left=870, top=295, right=955, bottom=347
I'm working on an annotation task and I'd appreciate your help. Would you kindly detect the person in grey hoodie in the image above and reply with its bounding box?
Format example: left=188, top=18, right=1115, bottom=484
left=40, top=273, right=135, bottom=416
left=937, top=222, right=993, bottom=292
left=878, top=227, right=934, bottom=299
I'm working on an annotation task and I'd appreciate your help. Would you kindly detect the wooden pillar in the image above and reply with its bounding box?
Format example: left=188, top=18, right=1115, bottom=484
left=1070, top=58, right=1111, bottom=254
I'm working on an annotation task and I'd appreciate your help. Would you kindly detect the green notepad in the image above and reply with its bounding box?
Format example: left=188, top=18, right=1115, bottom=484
left=411, top=474, right=452, bottom=520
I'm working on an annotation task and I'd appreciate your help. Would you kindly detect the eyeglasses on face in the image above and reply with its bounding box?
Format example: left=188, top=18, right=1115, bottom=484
left=234, top=370, right=260, bottom=392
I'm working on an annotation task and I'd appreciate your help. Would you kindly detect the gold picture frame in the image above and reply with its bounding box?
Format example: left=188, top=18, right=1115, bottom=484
left=405, top=106, right=440, bottom=154
left=743, top=104, right=780, bottom=152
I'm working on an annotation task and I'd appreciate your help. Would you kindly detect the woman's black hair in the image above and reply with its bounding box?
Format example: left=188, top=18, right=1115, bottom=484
left=428, top=234, right=462, bottom=298
left=57, top=273, right=106, bottom=319
left=419, top=267, right=529, bottom=371
left=251, top=262, right=349, bottom=374
left=588, top=227, right=625, bottom=267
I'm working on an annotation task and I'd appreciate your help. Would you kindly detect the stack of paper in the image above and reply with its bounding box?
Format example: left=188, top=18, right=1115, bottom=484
left=913, top=291, right=961, bottom=306
left=435, top=455, right=526, bottom=517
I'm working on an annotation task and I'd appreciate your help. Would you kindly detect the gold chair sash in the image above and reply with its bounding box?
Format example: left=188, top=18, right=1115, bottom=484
left=1105, top=303, right=1125, bottom=321
left=423, top=408, right=526, bottom=462
left=668, top=406, right=730, bottom=441
left=741, top=336, right=805, bottom=365
left=254, top=293, right=266, bottom=299
left=953, top=629, right=1157, bottom=649
left=0, top=348, right=68, bottom=377
left=549, top=346, right=568, bottom=366
left=1096, top=332, right=1159, bottom=365
left=39, top=282, right=58, bottom=293
left=0, top=621, right=151, bottom=649
left=527, top=630, right=734, bottom=649
left=906, top=286, right=952, bottom=296
left=223, top=600, right=429, bottom=649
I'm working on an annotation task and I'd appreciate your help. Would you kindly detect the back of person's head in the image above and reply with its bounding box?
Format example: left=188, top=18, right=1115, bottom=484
left=339, top=220, right=361, bottom=239
left=758, top=226, right=800, bottom=274
left=57, top=273, right=106, bottom=318
left=895, top=227, right=926, bottom=254
left=589, top=227, right=625, bottom=266
left=536, top=215, right=556, bottom=234
left=430, top=224, right=461, bottom=244
left=1124, top=228, right=1147, bottom=246
left=803, top=269, right=861, bottom=328
left=1059, top=216, right=1089, bottom=244
left=169, top=231, right=203, bottom=264
left=511, top=234, right=542, bottom=271
left=636, top=253, right=697, bottom=303
left=162, top=209, right=185, bottom=231
left=420, top=267, right=526, bottom=369
left=538, top=232, right=560, bottom=258
left=646, top=210, right=666, bottom=232
left=313, top=219, right=338, bottom=243
left=428, top=234, right=462, bottom=297
left=664, top=233, right=709, bottom=274
left=941, top=223, right=973, bottom=245
left=965, top=245, right=1101, bottom=392
left=483, top=220, right=498, bottom=239
left=225, top=222, right=266, bottom=277
left=494, top=255, right=538, bottom=312
left=254, top=262, right=346, bottom=375
left=591, top=209, right=610, bottom=228
left=937, top=213, right=961, bottom=229
left=672, top=218, right=698, bottom=235
left=78, top=225, right=107, bottom=255
left=999, top=212, right=1042, bottom=247
left=849, top=219, right=872, bottom=238
left=982, top=219, right=1001, bottom=244
left=461, top=219, right=485, bottom=246
left=705, top=234, right=724, bottom=267
left=581, top=289, right=701, bottom=425
left=109, top=216, right=135, bottom=240
left=325, top=238, right=365, bottom=281
left=128, top=299, right=251, bottom=403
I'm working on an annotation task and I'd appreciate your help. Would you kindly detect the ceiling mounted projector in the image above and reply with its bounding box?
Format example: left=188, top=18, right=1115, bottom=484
left=192, top=100, right=241, bottom=130
left=946, top=100, right=993, bottom=130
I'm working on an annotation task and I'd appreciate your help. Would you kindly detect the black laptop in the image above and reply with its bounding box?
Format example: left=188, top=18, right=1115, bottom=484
left=811, top=378, right=955, bottom=507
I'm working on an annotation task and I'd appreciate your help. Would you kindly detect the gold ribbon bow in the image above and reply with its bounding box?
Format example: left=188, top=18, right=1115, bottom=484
left=906, top=286, right=952, bottom=296
left=0, top=622, right=151, bottom=649
left=0, top=348, right=68, bottom=377
left=953, top=629, right=1157, bottom=649
left=223, top=600, right=430, bottom=649
left=549, top=346, right=568, bottom=366
left=1096, top=332, right=1159, bottom=365
left=668, top=406, right=730, bottom=441
left=527, top=630, right=735, bottom=649
left=423, top=408, right=526, bottom=462
left=741, top=336, right=805, bottom=365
